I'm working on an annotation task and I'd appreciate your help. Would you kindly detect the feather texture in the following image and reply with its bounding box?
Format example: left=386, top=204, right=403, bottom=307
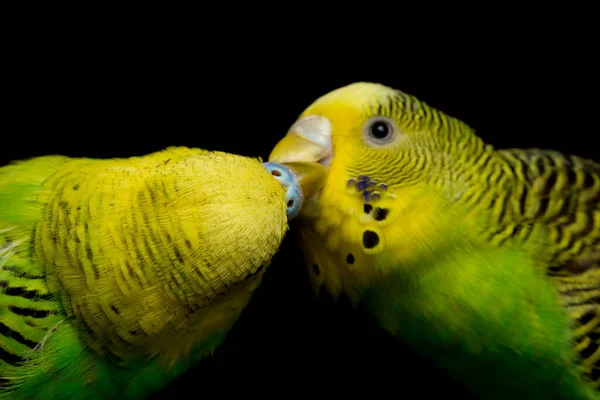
left=271, top=82, right=600, bottom=398
left=1, top=147, right=289, bottom=399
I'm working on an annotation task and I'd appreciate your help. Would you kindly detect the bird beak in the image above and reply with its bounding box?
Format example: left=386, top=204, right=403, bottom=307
left=277, top=160, right=328, bottom=205
left=269, top=115, right=332, bottom=204
left=269, top=130, right=330, bottom=165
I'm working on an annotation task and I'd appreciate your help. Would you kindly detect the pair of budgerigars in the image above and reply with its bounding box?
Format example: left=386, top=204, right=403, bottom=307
left=1, top=83, right=598, bottom=399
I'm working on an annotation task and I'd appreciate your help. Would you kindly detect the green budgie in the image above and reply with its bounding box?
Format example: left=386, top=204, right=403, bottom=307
left=268, top=82, right=600, bottom=399
left=0, top=146, right=319, bottom=399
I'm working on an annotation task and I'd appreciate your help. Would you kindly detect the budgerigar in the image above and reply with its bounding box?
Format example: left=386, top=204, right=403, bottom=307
left=0, top=146, right=319, bottom=399
left=268, top=82, right=600, bottom=399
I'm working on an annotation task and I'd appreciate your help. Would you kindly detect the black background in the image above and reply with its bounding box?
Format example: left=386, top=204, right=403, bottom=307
left=3, top=12, right=597, bottom=399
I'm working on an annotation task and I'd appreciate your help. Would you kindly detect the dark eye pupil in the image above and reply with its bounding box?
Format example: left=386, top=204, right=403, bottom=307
left=370, top=121, right=390, bottom=139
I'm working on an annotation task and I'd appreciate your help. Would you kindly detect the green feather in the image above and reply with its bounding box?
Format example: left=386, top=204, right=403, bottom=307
left=270, top=81, right=600, bottom=398
left=1, top=148, right=290, bottom=399
left=364, top=234, right=594, bottom=399
left=0, top=155, right=223, bottom=399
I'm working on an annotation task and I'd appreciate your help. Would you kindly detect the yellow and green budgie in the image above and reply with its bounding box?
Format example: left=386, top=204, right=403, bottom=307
left=0, top=146, right=319, bottom=399
left=269, top=82, right=600, bottom=399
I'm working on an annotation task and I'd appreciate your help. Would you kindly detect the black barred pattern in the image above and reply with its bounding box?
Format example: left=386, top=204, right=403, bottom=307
left=0, top=322, right=37, bottom=349
left=2, top=286, right=53, bottom=301
left=0, top=346, right=24, bottom=366
left=311, top=84, right=600, bottom=392
left=486, top=149, right=600, bottom=269
left=474, top=149, right=600, bottom=387
left=0, top=263, right=55, bottom=367
left=368, top=89, right=600, bottom=389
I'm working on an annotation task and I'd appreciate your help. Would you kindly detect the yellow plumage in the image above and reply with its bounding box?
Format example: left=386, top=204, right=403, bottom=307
left=0, top=146, right=291, bottom=398
left=36, top=147, right=287, bottom=364
left=269, top=82, right=600, bottom=396
left=275, top=82, right=599, bottom=302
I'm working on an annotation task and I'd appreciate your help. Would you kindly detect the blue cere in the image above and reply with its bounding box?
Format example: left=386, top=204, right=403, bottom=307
left=261, top=162, right=303, bottom=220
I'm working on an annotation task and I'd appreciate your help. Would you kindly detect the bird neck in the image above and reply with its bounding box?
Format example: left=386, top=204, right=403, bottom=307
left=363, top=240, right=589, bottom=399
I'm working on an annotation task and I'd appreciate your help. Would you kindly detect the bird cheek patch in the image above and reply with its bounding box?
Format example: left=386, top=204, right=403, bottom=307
left=346, top=174, right=388, bottom=203
left=371, top=207, right=389, bottom=221
left=361, top=228, right=386, bottom=255
left=363, top=230, right=379, bottom=248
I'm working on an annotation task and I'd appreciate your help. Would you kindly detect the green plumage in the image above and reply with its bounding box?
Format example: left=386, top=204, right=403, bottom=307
left=363, top=211, right=594, bottom=399
left=0, top=147, right=290, bottom=399
left=268, top=82, right=600, bottom=398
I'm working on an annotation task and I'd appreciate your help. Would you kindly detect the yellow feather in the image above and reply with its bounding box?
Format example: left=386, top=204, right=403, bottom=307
left=13, top=147, right=289, bottom=367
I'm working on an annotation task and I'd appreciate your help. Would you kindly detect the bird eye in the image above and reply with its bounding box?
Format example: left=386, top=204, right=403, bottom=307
left=363, top=117, right=398, bottom=146
left=370, top=121, right=390, bottom=139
